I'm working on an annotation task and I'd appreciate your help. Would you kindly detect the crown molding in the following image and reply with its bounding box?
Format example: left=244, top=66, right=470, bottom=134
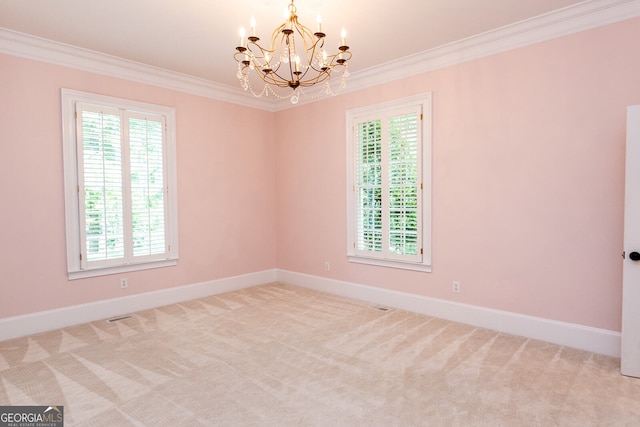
left=0, top=27, right=274, bottom=111
left=273, top=0, right=640, bottom=110
left=1, top=0, right=639, bottom=112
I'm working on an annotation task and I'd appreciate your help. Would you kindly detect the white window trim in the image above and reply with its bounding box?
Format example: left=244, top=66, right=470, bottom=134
left=346, top=93, right=432, bottom=272
left=61, top=89, right=179, bottom=280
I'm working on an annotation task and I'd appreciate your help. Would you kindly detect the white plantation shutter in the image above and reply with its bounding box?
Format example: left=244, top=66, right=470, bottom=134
left=387, top=110, right=421, bottom=261
left=63, top=89, right=178, bottom=278
left=77, top=105, right=125, bottom=267
left=128, top=113, right=167, bottom=259
left=355, top=119, right=383, bottom=253
left=347, top=94, right=431, bottom=270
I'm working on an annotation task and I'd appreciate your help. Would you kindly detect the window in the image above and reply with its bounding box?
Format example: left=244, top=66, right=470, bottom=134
left=346, top=93, right=432, bottom=271
left=62, top=89, right=178, bottom=279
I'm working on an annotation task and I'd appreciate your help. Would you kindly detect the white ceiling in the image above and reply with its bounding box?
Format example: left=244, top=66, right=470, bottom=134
left=0, top=0, right=588, bottom=90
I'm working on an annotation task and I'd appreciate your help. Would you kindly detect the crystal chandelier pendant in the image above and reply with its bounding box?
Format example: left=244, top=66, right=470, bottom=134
left=233, top=0, right=352, bottom=102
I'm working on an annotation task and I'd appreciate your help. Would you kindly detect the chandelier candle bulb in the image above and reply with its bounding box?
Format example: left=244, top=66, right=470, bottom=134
left=317, top=15, right=322, bottom=33
left=250, top=17, right=256, bottom=37
left=341, top=28, right=346, bottom=46
left=239, top=27, right=245, bottom=47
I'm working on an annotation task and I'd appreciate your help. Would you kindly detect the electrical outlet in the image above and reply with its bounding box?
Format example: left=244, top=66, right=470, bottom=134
left=324, top=261, right=330, bottom=271
left=120, top=278, right=128, bottom=289
left=452, top=281, right=460, bottom=293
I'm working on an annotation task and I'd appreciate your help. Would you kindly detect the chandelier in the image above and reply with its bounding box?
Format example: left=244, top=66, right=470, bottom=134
left=234, top=0, right=352, bottom=104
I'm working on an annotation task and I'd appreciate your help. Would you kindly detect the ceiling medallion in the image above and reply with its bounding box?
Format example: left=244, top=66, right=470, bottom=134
left=234, top=0, right=352, bottom=104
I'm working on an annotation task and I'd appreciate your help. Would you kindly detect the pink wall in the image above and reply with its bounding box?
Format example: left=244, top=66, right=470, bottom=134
left=276, top=18, right=640, bottom=332
left=0, top=55, right=276, bottom=318
left=2, top=17, right=639, bottom=333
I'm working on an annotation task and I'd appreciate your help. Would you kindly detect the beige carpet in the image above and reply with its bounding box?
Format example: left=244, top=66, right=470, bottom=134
left=1, top=283, right=639, bottom=426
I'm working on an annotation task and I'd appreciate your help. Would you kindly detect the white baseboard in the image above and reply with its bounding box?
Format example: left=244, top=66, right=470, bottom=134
left=0, top=269, right=277, bottom=342
left=1, top=268, right=621, bottom=358
left=276, top=269, right=621, bottom=358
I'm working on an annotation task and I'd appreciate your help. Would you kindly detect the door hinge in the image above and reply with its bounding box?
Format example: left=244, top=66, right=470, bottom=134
left=420, top=183, right=423, bottom=190
left=80, top=253, right=83, bottom=261
left=420, top=248, right=423, bottom=255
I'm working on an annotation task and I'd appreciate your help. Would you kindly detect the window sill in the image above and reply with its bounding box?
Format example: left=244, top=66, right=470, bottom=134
left=348, top=255, right=432, bottom=272
left=68, top=259, right=178, bottom=280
